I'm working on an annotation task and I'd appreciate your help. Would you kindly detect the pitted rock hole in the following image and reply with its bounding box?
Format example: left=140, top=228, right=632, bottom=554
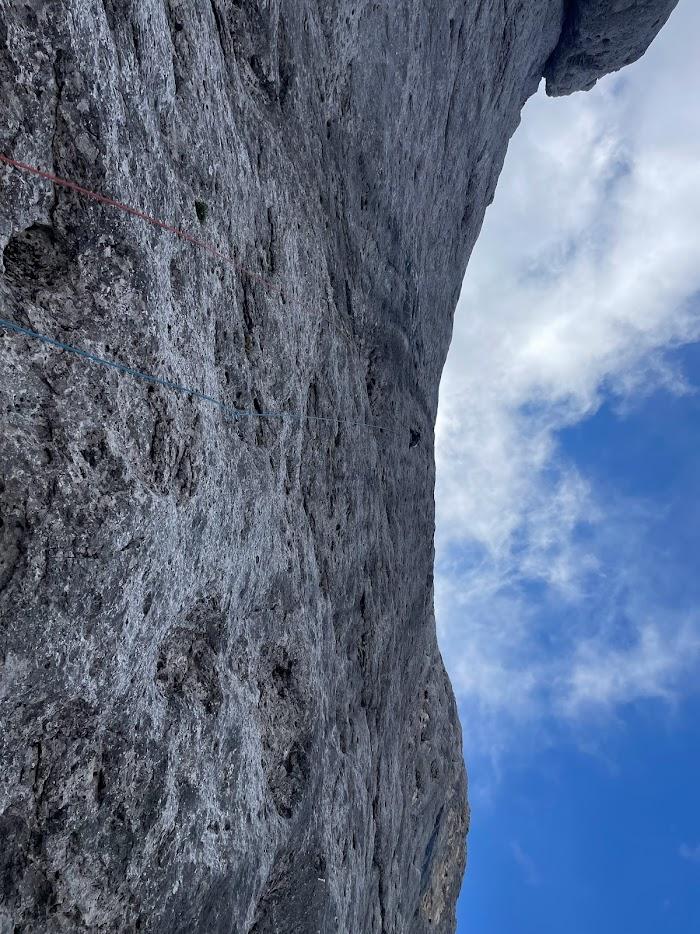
left=257, top=644, right=311, bottom=819
left=155, top=602, right=225, bottom=715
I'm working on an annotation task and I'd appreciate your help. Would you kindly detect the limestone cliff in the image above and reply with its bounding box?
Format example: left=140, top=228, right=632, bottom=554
left=0, top=2, right=677, bottom=932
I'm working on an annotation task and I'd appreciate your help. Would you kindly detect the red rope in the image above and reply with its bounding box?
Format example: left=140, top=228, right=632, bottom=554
left=0, top=153, right=239, bottom=270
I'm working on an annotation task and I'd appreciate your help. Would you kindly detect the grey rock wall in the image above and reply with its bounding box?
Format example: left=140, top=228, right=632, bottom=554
left=545, top=0, right=679, bottom=95
left=0, top=1, right=677, bottom=932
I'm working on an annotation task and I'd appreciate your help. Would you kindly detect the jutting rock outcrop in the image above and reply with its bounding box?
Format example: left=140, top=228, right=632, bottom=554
left=545, top=0, right=679, bottom=94
left=0, top=2, right=677, bottom=932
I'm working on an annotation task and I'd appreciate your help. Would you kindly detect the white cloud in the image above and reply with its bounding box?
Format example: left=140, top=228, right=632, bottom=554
left=561, top=619, right=700, bottom=715
left=435, top=3, right=700, bottom=754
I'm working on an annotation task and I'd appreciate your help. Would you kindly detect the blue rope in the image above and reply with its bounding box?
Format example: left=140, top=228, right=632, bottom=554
left=0, top=317, right=399, bottom=436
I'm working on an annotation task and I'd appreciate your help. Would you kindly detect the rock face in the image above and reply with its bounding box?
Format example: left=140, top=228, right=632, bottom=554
left=544, top=0, right=679, bottom=95
left=0, top=2, right=676, bottom=932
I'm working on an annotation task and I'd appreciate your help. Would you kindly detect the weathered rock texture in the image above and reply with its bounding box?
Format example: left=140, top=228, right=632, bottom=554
left=545, top=0, right=680, bottom=95
left=0, top=1, right=677, bottom=932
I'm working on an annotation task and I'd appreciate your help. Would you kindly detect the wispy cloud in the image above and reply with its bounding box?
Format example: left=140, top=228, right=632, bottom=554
left=510, top=841, right=540, bottom=886
left=679, top=843, right=700, bottom=864
left=435, top=4, right=700, bottom=759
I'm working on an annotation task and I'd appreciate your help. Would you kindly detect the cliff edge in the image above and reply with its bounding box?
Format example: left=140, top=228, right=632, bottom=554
left=0, top=2, right=677, bottom=932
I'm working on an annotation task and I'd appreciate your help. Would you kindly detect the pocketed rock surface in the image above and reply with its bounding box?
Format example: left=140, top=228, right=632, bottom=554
left=0, top=2, right=677, bottom=931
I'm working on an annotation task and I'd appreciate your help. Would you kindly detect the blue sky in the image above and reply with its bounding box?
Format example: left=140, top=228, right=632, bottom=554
left=459, top=694, right=700, bottom=933
left=454, top=354, right=700, bottom=932
left=434, top=4, right=700, bottom=930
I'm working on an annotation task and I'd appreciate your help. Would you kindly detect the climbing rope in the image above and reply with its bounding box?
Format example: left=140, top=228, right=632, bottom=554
left=0, top=154, right=402, bottom=437
left=0, top=153, right=238, bottom=269
left=0, top=316, right=398, bottom=436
